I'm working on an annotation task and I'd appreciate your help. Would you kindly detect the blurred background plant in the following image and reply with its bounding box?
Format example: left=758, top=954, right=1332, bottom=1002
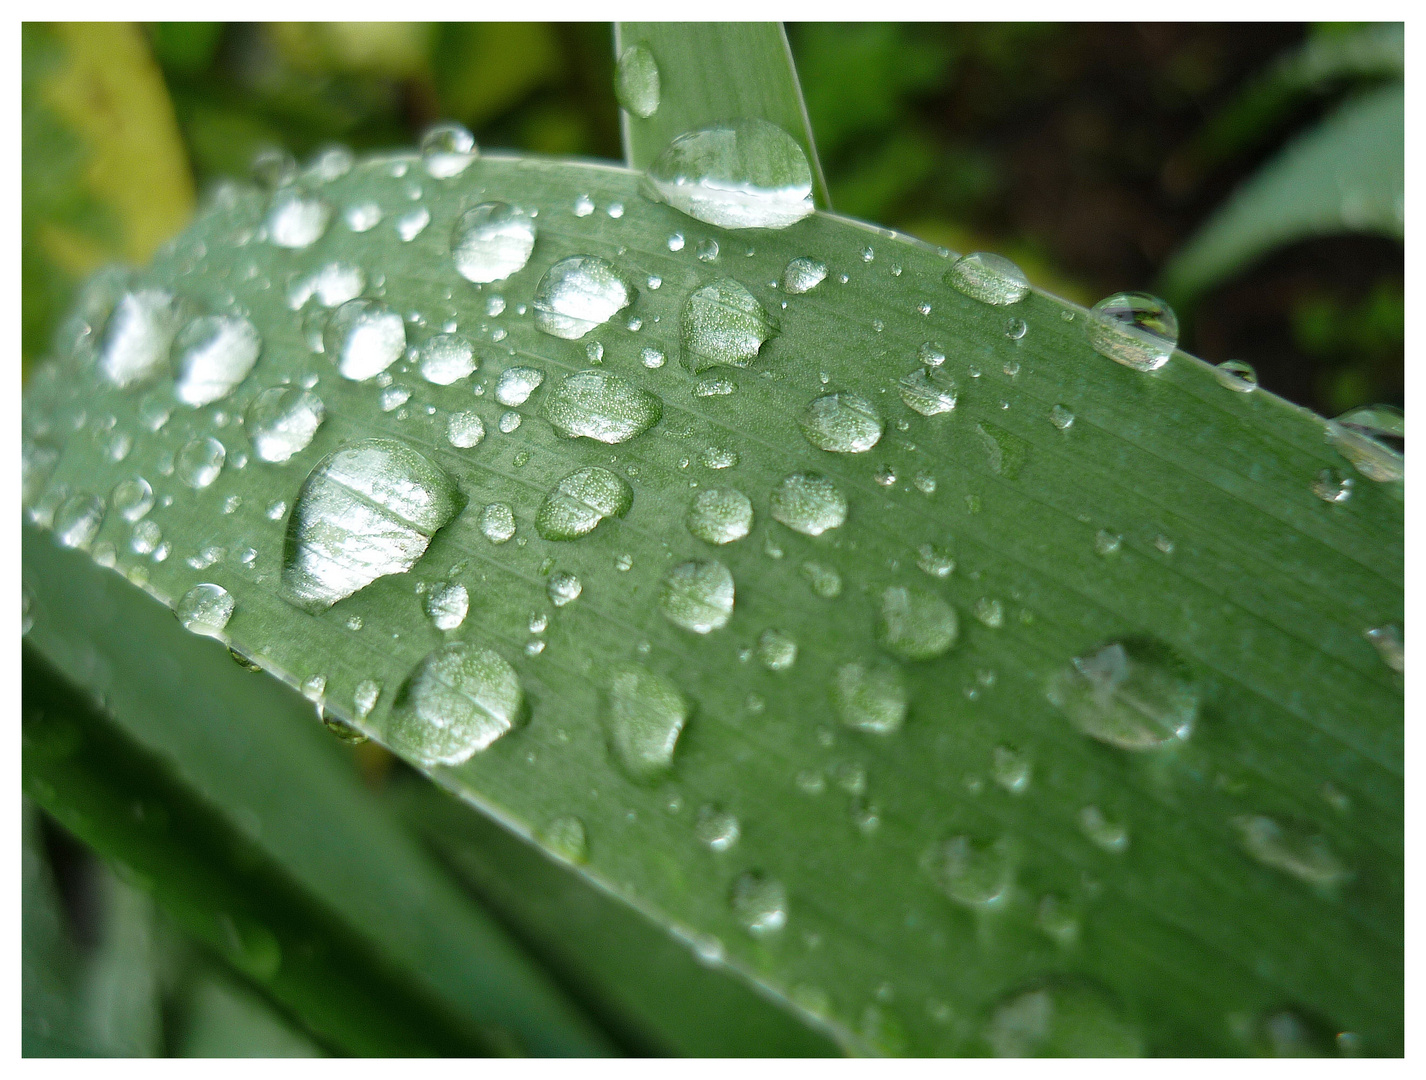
left=22, top=21, right=1403, bottom=1056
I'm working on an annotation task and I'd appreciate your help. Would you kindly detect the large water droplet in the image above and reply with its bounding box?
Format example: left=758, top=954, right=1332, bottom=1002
left=98, top=290, right=180, bottom=387
left=418, top=334, right=476, bottom=385
left=426, top=581, right=469, bottom=631
left=324, top=299, right=406, bottom=381
left=267, top=189, right=332, bottom=249
left=606, top=663, right=689, bottom=781
left=281, top=439, right=464, bottom=612
left=1086, top=292, right=1179, bottom=372
left=615, top=42, right=660, bottom=118
left=986, top=985, right=1143, bottom=1057
left=111, top=477, right=155, bottom=522
left=177, top=583, right=235, bottom=638
left=1234, top=815, right=1347, bottom=887
left=535, top=467, right=633, bottom=540
left=686, top=488, right=752, bottom=545
left=681, top=278, right=780, bottom=373
left=53, top=494, right=105, bottom=550
left=730, top=872, right=788, bottom=935
left=1047, top=639, right=1198, bottom=750
left=387, top=643, right=522, bottom=766
left=833, top=661, right=907, bottom=734
left=876, top=586, right=957, bottom=660
left=800, top=393, right=883, bottom=453
left=1326, top=404, right=1404, bottom=482
left=783, top=257, right=828, bottom=295
left=452, top=203, right=536, bottom=284
left=945, top=252, right=1029, bottom=306
left=176, top=436, right=226, bottom=489
left=899, top=368, right=957, bottom=416
left=533, top=256, right=634, bottom=340
left=921, top=835, right=1013, bottom=908
left=171, top=315, right=262, bottom=407
left=770, top=472, right=847, bottom=536
left=544, top=370, right=662, bottom=444
left=495, top=366, right=545, bottom=407
left=643, top=118, right=814, bottom=229
left=247, top=387, right=325, bottom=464
left=420, top=122, right=477, bottom=178
left=660, top=559, right=734, bottom=633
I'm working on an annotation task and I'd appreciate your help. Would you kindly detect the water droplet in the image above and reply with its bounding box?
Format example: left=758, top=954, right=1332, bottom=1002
left=800, top=560, right=843, bottom=598
left=324, top=299, right=406, bottom=381
left=1311, top=468, right=1354, bottom=503
left=1234, top=815, right=1347, bottom=886
left=536, top=467, right=633, bottom=540
left=177, top=584, right=235, bottom=638
left=756, top=628, right=797, bottom=671
left=1215, top=359, right=1259, bottom=392
left=353, top=679, right=381, bottom=719
left=396, top=207, right=430, bottom=241
left=730, top=872, right=787, bottom=935
left=659, top=560, right=734, bottom=633
left=640, top=345, right=666, bottom=369
left=426, top=581, right=469, bottom=630
left=1363, top=624, right=1403, bottom=673
left=573, top=194, right=595, bottom=217
left=975, top=421, right=1028, bottom=478
left=1036, top=895, right=1080, bottom=947
left=497, top=410, right=521, bottom=433
left=692, top=376, right=736, bottom=397
left=176, top=436, right=226, bottom=489
left=547, top=571, right=582, bottom=607
left=111, top=477, right=154, bottom=522
left=54, top=494, right=105, bottom=550
left=289, top=262, right=365, bottom=311
left=308, top=144, right=353, bottom=182
left=1049, top=404, right=1075, bottom=431
left=986, top=985, right=1143, bottom=1057
left=800, top=393, right=883, bottom=453
left=417, top=334, right=476, bottom=386
left=686, top=488, right=752, bottom=545
left=544, top=370, right=662, bottom=444
left=899, top=368, right=957, bottom=416
left=533, top=256, right=634, bottom=340
left=644, top=118, right=813, bottom=229
left=539, top=816, right=588, bottom=863
left=344, top=201, right=382, bottom=232
left=1086, top=292, right=1179, bottom=372
left=876, top=586, right=957, bottom=660
left=388, top=643, right=522, bottom=766
left=783, top=257, right=828, bottom=294
left=99, top=290, right=180, bottom=387
left=451, top=203, right=536, bottom=284
left=171, top=315, right=262, bottom=407
left=282, top=439, right=464, bottom=611
left=419, top=121, right=477, bottom=178
left=973, top=597, right=1004, bottom=629
left=945, top=252, right=1030, bottom=306
left=1006, top=317, right=1028, bottom=340
left=130, top=519, right=163, bottom=555
left=251, top=145, right=296, bottom=188
left=695, top=805, right=740, bottom=851
left=681, top=278, right=780, bottom=373
left=771, top=473, right=847, bottom=536
left=921, top=835, right=1013, bottom=908
left=1326, top=404, right=1403, bottom=482
left=1079, top=805, right=1128, bottom=851
left=606, top=664, right=688, bottom=780
left=247, top=387, right=325, bottom=464
left=615, top=41, right=660, bottom=118
left=1094, top=529, right=1122, bottom=556
left=833, top=662, right=907, bottom=734
left=267, top=189, right=332, bottom=249
left=667, top=232, right=685, bottom=252
left=444, top=411, right=485, bottom=449
left=479, top=503, right=516, bottom=543
left=1047, top=639, right=1199, bottom=750
left=916, top=543, right=954, bottom=578
left=495, top=366, right=544, bottom=406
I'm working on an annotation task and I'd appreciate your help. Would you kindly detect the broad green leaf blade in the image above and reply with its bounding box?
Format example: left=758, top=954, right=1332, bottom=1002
left=22, top=800, right=90, bottom=1056
left=386, top=771, right=839, bottom=1056
left=615, top=22, right=830, bottom=210
left=176, top=970, right=325, bottom=1058
left=79, top=870, right=165, bottom=1056
left=23, top=149, right=1401, bottom=1056
left=1160, top=83, right=1403, bottom=308
left=21, top=547, right=615, bottom=1058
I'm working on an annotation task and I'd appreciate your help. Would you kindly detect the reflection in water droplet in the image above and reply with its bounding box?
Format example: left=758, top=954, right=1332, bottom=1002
left=686, top=488, right=752, bottom=545
left=876, top=586, right=957, bottom=660
left=447, top=411, right=485, bottom=449
left=495, top=366, right=545, bottom=406
left=536, top=467, right=633, bottom=540
left=615, top=42, right=661, bottom=118
left=1215, top=360, right=1259, bottom=392
left=177, top=584, right=235, bottom=638
left=1363, top=624, right=1403, bottom=673
left=986, top=985, right=1143, bottom=1057
left=899, top=368, right=957, bottom=416
left=247, top=387, right=325, bottom=463
left=173, top=315, right=262, bottom=407
left=945, top=252, right=1030, bottom=306
left=1235, top=815, right=1347, bottom=886
left=922, top=835, right=1014, bottom=908
left=606, top=663, right=688, bottom=781
left=695, top=805, right=740, bottom=851
left=1086, top=292, right=1179, bottom=372
left=533, top=256, right=634, bottom=339
left=783, top=257, right=828, bottom=294
left=419, top=121, right=477, bottom=178
left=267, top=189, right=332, bottom=249
left=480, top=503, right=516, bottom=543
left=54, top=494, right=105, bottom=550
left=1047, top=639, right=1199, bottom=750
left=426, top=581, right=469, bottom=630
left=281, top=439, right=464, bottom=611
left=833, top=662, right=907, bottom=734
left=544, top=370, right=662, bottom=444
left=757, top=628, right=797, bottom=671
left=1079, top=805, right=1128, bottom=851
left=730, top=872, right=787, bottom=935
left=801, top=393, right=884, bottom=453
left=112, top=477, right=155, bottom=522
left=771, top=473, right=847, bottom=536
left=176, top=436, right=226, bottom=489
left=324, top=299, right=406, bottom=381
left=681, top=278, right=780, bottom=373
left=388, top=643, right=522, bottom=766
left=660, top=560, right=734, bottom=633
left=99, top=290, right=180, bottom=387
left=419, top=334, right=476, bottom=385
left=539, top=816, right=588, bottom=863
left=644, top=118, right=814, bottom=229
left=548, top=571, right=582, bottom=607
left=452, top=203, right=536, bottom=283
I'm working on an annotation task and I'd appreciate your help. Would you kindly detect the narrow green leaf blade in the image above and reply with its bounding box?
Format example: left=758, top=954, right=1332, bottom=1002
left=616, top=22, right=830, bottom=210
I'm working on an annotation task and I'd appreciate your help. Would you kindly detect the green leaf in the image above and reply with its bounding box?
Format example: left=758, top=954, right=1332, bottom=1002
left=79, top=870, right=165, bottom=1055
left=1160, top=83, right=1403, bottom=309
left=22, top=800, right=90, bottom=1056
left=615, top=22, right=829, bottom=210
left=22, top=561, right=614, bottom=1057
left=24, top=144, right=1400, bottom=1056
left=176, top=970, right=325, bottom=1057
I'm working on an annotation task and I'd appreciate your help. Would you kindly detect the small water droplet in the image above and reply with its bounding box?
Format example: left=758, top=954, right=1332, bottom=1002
left=918, top=342, right=946, bottom=367
left=645, top=118, right=813, bottom=229
left=986, top=985, right=1143, bottom=1057
left=251, top=145, right=296, bottom=188
left=1086, top=292, right=1179, bottom=372
left=973, top=597, right=1004, bottom=629
left=1006, top=317, right=1028, bottom=340
left=417, top=334, right=477, bottom=386
left=916, top=543, right=954, bottom=578
left=1234, top=815, right=1347, bottom=887
left=945, top=252, right=1030, bottom=306
left=899, top=368, right=957, bottom=415
left=388, top=643, right=522, bottom=766
left=640, top=345, right=666, bottom=369
left=615, top=41, right=661, bottom=117
left=176, top=436, right=226, bottom=489
left=267, top=189, right=332, bottom=249
left=876, top=586, right=957, bottom=660
left=1311, top=468, right=1354, bottom=503
left=544, top=370, right=661, bottom=444
left=695, top=805, right=740, bottom=851
left=247, top=387, right=325, bottom=463
left=730, top=872, right=787, bottom=935
left=770, top=472, right=847, bottom=537
left=98, top=290, right=181, bottom=388
left=1079, top=805, right=1128, bottom=851
left=426, top=581, right=469, bottom=630
left=783, top=257, right=828, bottom=294
left=172, top=315, right=262, bottom=407
left=539, top=816, right=588, bottom=863
left=548, top=571, right=583, bottom=607
left=111, top=477, right=155, bottom=522
left=833, top=661, right=907, bottom=734
left=344, top=201, right=382, bottom=232
left=681, top=278, right=780, bottom=373
left=659, top=560, right=734, bottom=633
left=921, top=835, right=1013, bottom=908
left=419, top=121, right=477, bottom=178
left=1094, top=529, right=1122, bottom=556
left=177, top=584, right=235, bottom=638
left=53, top=494, right=105, bottom=550
left=686, top=488, right=753, bottom=545
left=1325, top=405, right=1404, bottom=482
left=1049, top=404, right=1075, bottom=431
left=395, top=206, right=430, bottom=241
left=479, top=503, right=516, bottom=544
left=800, top=393, right=883, bottom=453
left=353, top=679, right=381, bottom=719
left=1047, top=639, right=1199, bottom=750
left=130, top=519, right=163, bottom=555
left=445, top=410, right=486, bottom=449
left=533, top=256, right=634, bottom=339
left=494, top=366, right=545, bottom=407
left=606, top=663, right=688, bottom=780
left=536, top=467, right=633, bottom=540
left=800, top=560, right=843, bottom=598
left=1362, top=624, right=1403, bottom=673
left=1215, top=359, right=1259, bottom=392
